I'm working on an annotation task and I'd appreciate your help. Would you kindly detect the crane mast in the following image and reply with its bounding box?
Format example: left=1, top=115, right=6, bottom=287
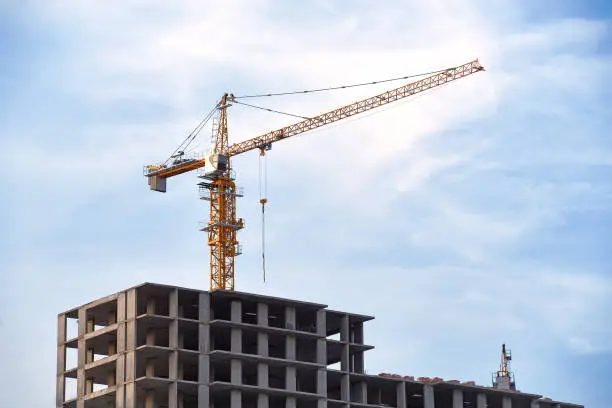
left=144, top=59, right=485, bottom=291
left=202, top=94, right=243, bottom=291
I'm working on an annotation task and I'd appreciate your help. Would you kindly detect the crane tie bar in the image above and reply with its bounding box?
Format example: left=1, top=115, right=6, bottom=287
left=231, top=67, right=453, bottom=99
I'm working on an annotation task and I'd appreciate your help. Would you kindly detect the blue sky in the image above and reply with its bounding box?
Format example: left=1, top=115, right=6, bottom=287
left=1, top=1, right=611, bottom=407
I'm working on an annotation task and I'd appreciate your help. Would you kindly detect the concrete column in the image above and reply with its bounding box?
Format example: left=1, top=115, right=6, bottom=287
left=340, top=316, right=350, bottom=342
left=257, top=303, right=268, bottom=326
left=317, top=339, right=327, bottom=364
left=356, top=382, right=367, bottom=403
left=502, top=396, right=512, bottom=408
left=198, top=293, right=211, bottom=408
left=316, top=310, right=327, bottom=369
left=86, top=348, right=94, bottom=364
left=258, top=363, right=269, bottom=387
left=86, top=317, right=95, bottom=333
left=530, top=401, right=540, bottom=408
left=286, top=366, right=297, bottom=391
left=340, top=374, right=350, bottom=401
left=317, top=368, right=327, bottom=396
left=257, top=302, right=269, bottom=388
left=285, top=306, right=296, bottom=329
left=453, top=389, right=463, bottom=408
left=397, top=382, right=406, bottom=408
left=199, top=293, right=211, bottom=322
left=76, top=308, right=87, bottom=408
left=124, top=288, right=137, bottom=408
left=286, top=397, right=296, bottom=408
left=354, top=351, right=364, bottom=374
left=352, top=323, right=364, bottom=344
left=146, top=328, right=156, bottom=346
left=108, top=310, right=117, bottom=325
left=229, top=299, right=243, bottom=387
left=231, top=390, right=241, bottom=408
left=145, top=390, right=157, bottom=408
left=258, top=394, right=269, bottom=408
left=115, top=292, right=127, bottom=408
left=231, top=359, right=242, bottom=384
left=285, top=306, right=296, bottom=362
left=258, top=332, right=269, bottom=356
left=316, top=310, right=326, bottom=335
left=477, top=393, right=487, bottom=408
left=340, top=344, right=350, bottom=372
left=56, top=314, right=66, bottom=408
left=146, top=358, right=155, bottom=377
left=168, top=289, right=179, bottom=408
left=316, top=309, right=327, bottom=403
left=231, top=328, right=242, bottom=353
left=85, top=377, right=93, bottom=394
left=147, top=297, right=156, bottom=314
left=178, top=331, right=185, bottom=349
left=108, top=340, right=117, bottom=356
left=107, top=371, right=116, bottom=387
left=423, top=384, right=435, bottom=408
left=231, top=300, right=242, bottom=322
left=340, top=315, right=350, bottom=371
left=286, top=336, right=296, bottom=360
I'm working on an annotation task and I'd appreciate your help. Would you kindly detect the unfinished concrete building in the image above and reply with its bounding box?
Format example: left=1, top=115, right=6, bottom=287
left=56, top=283, right=583, bottom=408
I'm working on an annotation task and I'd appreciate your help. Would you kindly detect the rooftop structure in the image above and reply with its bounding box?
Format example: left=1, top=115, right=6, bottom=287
left=56, top=282, right=583, bottom=408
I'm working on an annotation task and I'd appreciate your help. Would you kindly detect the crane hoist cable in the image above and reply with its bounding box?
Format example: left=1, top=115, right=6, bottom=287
left=258, top=147, right=268, bottom=282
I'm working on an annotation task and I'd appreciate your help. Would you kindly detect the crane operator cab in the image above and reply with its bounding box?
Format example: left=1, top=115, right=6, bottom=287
left=203, top=149, right=228, bottom=179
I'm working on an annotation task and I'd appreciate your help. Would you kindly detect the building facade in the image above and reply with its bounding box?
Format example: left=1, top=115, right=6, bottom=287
left=56, top=283, right=582, bottom=408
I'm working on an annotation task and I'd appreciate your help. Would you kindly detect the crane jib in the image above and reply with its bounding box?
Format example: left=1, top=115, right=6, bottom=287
left=223, top=59, right=484, bottom=157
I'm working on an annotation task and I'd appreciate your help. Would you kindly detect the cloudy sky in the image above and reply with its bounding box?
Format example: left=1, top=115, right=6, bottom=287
left=2, top=0, right=611, bottom=407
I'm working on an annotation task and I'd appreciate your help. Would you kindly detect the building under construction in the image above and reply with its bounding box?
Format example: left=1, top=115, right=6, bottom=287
left=56, top=283, right=583, bottom=408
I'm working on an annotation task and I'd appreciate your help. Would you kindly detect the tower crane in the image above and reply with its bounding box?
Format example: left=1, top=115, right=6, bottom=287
left=144, top=59, right=485, bottom=291
left=492, top=343, right=516, bottom=390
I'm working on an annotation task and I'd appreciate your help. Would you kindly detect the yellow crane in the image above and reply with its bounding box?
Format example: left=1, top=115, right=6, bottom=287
left=144, top=59, right=485, bottom=291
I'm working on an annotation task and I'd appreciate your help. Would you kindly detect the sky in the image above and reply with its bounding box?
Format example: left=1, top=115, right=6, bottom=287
left=1, top=0, right=611, bottom=407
